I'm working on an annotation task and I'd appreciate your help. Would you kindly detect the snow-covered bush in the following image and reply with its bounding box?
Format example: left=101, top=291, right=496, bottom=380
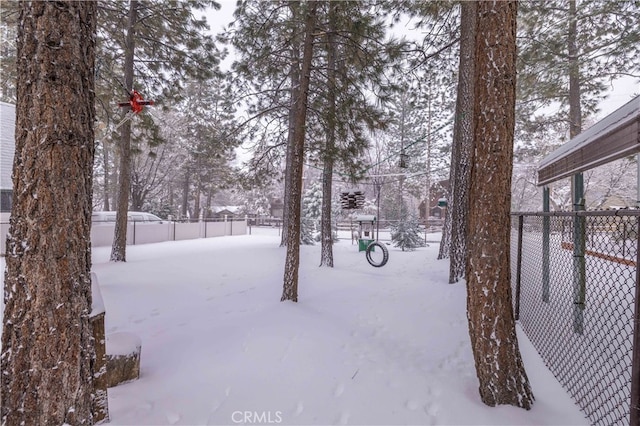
left=390, top=216, right=426, bottom=251
left=300, top=218, right=316, bottom=245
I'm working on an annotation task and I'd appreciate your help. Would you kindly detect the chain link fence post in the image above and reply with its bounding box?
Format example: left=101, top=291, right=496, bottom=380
left=542, top=188, right=550, bottom=302
left=515, top=214, right=524, bottom=321
left=630, top=214, right=640, bottom=426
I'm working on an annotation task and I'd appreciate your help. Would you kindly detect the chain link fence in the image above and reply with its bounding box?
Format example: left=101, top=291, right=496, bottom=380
left=510, top=210, right=640, bottom=426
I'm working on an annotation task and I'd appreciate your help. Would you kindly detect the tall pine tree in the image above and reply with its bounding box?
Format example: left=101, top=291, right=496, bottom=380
left=466, top=0, right=534, bottom=409
left=2, top=2, right=98, bottom=423
left=95, top=0, right=222, bottom=261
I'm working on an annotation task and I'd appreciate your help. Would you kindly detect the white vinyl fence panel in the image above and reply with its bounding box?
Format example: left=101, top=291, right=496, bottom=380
left=0, top=219, right=248, bottom=255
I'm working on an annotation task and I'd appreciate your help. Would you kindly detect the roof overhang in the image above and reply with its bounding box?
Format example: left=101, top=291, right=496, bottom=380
left=537, top=95, right=640, bottom=186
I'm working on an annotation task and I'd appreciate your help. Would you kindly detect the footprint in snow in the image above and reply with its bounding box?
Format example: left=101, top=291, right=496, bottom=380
left=294, top=401, right=304, bottom=416
left=166, top=411, right=181, bottom=425
left=405, top=399, right=420, bottom=410
left=209, top=399, right=221, bottom=413
left=140, top=400, right=154, bottom=411
left=335, top=411, right=350, bottom=425
left=423, top=402, right=439, bottom=424
left=333, top=383, right=345, bottom=397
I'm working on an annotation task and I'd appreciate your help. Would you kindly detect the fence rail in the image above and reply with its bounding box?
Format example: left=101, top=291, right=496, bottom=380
left=511, top=210, right=640, bottom=425
left=0, top=218, right=248, bottom=255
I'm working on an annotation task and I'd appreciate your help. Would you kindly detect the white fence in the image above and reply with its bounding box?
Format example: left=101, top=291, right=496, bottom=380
left=0, top=219, right=247, bottom=255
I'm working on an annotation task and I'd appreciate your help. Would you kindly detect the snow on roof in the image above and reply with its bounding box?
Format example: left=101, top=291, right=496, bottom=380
left=353, top=214, right=376, bottom=222
left=538, top=95, right=640, bottom=186
left=0, top=102, right=16, bottom=190
left=212, top=206, right=241, bottom=214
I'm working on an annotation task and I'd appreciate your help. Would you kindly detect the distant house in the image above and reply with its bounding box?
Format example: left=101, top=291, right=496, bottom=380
left=210, top=206, right=242, bottom=219
left=419, top=179, right=450, bottom=222
left=1, top=102, right=15, bottom=218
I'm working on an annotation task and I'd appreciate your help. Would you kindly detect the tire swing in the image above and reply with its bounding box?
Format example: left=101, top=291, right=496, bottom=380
left=365, top=241, right=389, bottom=267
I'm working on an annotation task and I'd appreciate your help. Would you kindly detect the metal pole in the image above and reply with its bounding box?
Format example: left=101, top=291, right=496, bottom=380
left=376, top=182, right=381, bottom=241
left=542, top=186, right=551, bottom=302
left=572, top=173, right=585, bottom=334
left=515, top=214, right=524, bottom=321
left=637, top=152, right=640, bottom=208
left=629, top=214, right=640, bottom=426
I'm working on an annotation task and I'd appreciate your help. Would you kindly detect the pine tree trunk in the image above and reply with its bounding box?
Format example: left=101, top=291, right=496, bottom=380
left=103, top=140, right=111, bottom=210
left=111, top=0, right=138, bottom=262
left=466, top=0, right=534, bottom=409
left=281, top=1, right=301, bottom=247
left=281, top=1, right=318, bottom=302
left=1, top=2, right=98, bottom=424
left=319, top=0, right=338, bottom=268
left=194, top=181, right=201, bottom=220
left=446, top=1, right=476, bottom=282
left=181, top=170, right=190, bottom=218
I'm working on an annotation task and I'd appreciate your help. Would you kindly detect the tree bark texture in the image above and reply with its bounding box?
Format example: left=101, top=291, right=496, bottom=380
left=1, top=2, right=98, bottom=424
left=281, top=1, right=318, bottom=302
left=466, top=0, right=534, bottom=410
left=111, top=0, right=138, bottom=262
left=103, top=141, right=110, bottom=211
left=181, top=169, right=190, bottom=218
left=281, top=2, right=302, bottom=248
left=319, top=0, right=338, bottom=268
left=446, top=1, right=476, bottom=282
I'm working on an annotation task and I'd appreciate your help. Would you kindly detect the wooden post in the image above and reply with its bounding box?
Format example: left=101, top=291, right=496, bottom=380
left=90, top=312, right=109, bottom=423
left=90, top=273, right=109, bottom=423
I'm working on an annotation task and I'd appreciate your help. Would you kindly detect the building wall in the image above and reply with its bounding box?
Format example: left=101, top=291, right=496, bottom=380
left=1, top=102, right=16, bottom=213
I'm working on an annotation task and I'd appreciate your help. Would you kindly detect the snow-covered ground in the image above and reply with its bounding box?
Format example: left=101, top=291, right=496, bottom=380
left=1, top=227, right=587, bottom=425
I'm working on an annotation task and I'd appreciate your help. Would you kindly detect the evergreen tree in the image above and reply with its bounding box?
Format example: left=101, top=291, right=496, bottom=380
left=390, top=215, right=425, bottom=251
left=229, top=1, right=401, bottom=285
left=95, top=0, right=222, bottom=261
left=2, top=2, right=99, bottom=423
left=517, top=0, right=640, bottom=137
left=110, top=0, right=139, bottom=262
left=466, top=0, right=534, bottom=409
left=281, top=0, right=319, bottom=302
left=242, top=188, right=272, bottom=219
left=302, top=181, right=323, bottom=228
left=174, top=77, right=241, bottom=218
left=300, top=217, right=316, bottom=245
left=308, top=0, right=405, bottom=267
left=223, top=0, right=300, bottom=171
left=300, top=181, right=321, bottom=245
left=440, top=1, right=476, bottom=285
left=0, top=4, right=17, bottom=102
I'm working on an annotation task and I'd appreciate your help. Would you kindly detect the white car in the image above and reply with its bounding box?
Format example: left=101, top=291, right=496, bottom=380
left=91, top=211, right=165, bottom=224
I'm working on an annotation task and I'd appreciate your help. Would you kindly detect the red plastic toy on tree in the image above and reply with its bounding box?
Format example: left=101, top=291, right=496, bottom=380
left=118, top=90, right=154, bottom=114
